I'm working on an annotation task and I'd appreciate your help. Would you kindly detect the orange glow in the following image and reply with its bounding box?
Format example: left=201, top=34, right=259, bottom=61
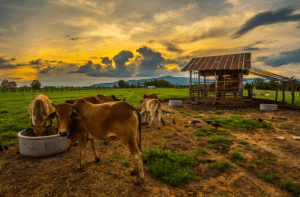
left=165, top=64, right=180, bottom=70
left=9, top=66, right=37, bottom=82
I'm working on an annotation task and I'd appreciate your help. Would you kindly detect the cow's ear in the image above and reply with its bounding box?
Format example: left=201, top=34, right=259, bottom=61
left=51, top=103, right=57, bottom=108
left=45, top=111, right=56, bottom=121
left=72, top=110, right=81, bottom=119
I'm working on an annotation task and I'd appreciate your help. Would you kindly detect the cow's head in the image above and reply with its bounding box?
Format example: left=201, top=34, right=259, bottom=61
left=46, top=103, right=80, bottom=137
left=33, top=122, right=46, bottom=136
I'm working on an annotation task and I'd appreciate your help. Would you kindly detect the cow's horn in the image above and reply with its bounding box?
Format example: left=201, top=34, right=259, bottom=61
left=51, top=103, right=57, bottom=108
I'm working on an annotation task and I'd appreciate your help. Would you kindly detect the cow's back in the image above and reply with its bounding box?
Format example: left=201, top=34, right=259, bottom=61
left=28, top=94, right=54, bottom=122
left=144, top=93, right=158, bottom=99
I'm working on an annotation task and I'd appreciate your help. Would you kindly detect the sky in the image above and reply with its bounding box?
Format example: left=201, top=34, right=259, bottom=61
left=0, top=0, right=299, bottom=86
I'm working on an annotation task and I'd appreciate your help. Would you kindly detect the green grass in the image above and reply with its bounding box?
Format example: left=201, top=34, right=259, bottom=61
left=121, top=160, right=130, bottom=167
left=259, top=172, right=276, bottom=183
left=210, top=115, right=273, bottom=131
left=0, top=88, right=188, bottom=145
left=239, top=140, right=248, bottom=145
left=178, top=109, right=191, bottom=116
left=196, top=127, right=230, bottom=137
left=194, top=148, right=208, bottom=156
left=214, top=110, right=224, bottom=114
left=207, top=135, right=233, bottom=152
left=142, top=148, right=198, bottom=187
left=250, top=159, right=263, bottom=165
left=230, top=151, right=245, bottom=160
left=280, top=178, right=300, bottom=195
left=208, top=161, right=233, bottom=169
left=250, top=157, right=277, bottom=165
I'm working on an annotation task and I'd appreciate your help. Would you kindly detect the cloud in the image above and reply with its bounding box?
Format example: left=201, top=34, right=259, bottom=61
left=101, top=57, right=112, bottom=65
left=242, top=41, right=265, bottom=51
left=232, top=7, right=300, bottom=38
left=256, top=48, right=300, bottom=67
left=0, top=57, right=19, bottom=69
left=161, top=42, right=183, bottom=53
left=113, top=50, right=134, bottom=77
left=136, top=47, right=165, bottom=77
left=70, top=37, right=79, bottom=41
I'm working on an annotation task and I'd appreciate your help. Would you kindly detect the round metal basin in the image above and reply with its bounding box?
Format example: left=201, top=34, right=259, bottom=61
left=18, top=127, right=70, bottom=157
left=169, top=100, right=183, bottom=107
left=260, top=104, right=278, bottom=111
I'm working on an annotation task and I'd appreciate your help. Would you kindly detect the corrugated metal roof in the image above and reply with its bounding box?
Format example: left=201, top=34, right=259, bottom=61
left=181, top=53, right=251, bottom=72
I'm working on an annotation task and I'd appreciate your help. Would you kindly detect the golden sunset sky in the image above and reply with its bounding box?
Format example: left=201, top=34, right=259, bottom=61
left=0, top=0, right=299, bottom=86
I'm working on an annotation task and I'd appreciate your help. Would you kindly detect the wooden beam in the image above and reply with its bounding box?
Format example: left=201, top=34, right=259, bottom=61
left=215, top=73, right=218, bottom=101
left=189, top=71, right=192, bottom=100
left=275, top=82, right=278, bottom=102
left=291, top=80, right=295, bottom=105
left=204, top=75, right=207, bottom=97
left=239, top=72, right=243, bottom=102
left=282, top=83, right=285, bottom=104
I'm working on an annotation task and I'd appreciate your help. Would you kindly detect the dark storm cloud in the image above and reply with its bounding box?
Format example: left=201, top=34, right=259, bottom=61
left=0, top=57, right=19, bottom=69
left=29, top=59, right=42, bottom=65
left=242, top=41, right=265, bottom=51
left=72, top=51, right=135, bottom=77
left=162, top=42, right=183, bottom=53
left=101, top=57, right=112, bottom=65
left=189, top=28, right=228, bottom=43
left=136, top=47, right=165, bottom=77
left=40, top=66, right=53, bottom=74
left=256, top=48, right=300, bottom=67
left=232, top=7, right=300, bottom=38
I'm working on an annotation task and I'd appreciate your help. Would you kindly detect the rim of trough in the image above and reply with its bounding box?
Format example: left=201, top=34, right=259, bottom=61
left=18, top=129, right=63, bottom=140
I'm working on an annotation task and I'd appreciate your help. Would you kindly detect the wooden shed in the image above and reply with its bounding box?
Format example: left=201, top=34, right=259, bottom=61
left=181, top=53, right=251, bottom=102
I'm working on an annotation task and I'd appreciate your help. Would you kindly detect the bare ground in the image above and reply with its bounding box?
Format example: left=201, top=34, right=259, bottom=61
left=1, top=103, right=300, bottom=197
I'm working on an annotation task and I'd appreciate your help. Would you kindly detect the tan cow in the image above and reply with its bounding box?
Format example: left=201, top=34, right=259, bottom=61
left=140, top=99, right=165, bottom=129
left=28, top=94, right=54, bottom=136
left=143, top=93, right=158, bottom=99
left=46, top=100, right=144, bottom=184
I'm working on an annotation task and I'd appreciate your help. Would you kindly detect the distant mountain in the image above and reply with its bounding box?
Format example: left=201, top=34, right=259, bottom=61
left=91, top=76, right=190, bottom=87
left=91, top=76, right=262, bottom=87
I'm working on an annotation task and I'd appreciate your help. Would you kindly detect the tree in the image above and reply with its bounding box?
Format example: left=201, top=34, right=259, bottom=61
left=8, top=81, right=17, bottom=89
left=125, top=82, right=130, bottom=88
left=30, top=80, right=41, bottom=90
left=253, top=78, right=265, bottom=89
left=118, top=80, right=126, bottom=88
left=113, top=84, right=117, bottom=88
left=130, top=84, right=136, bottom=88
left=1, top=79, right=9, bottom=90
left=137, top=82, right=140, bottom=87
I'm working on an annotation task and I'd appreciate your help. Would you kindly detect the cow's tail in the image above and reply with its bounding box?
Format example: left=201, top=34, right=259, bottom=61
left=157, top=103, right=165, bottom=126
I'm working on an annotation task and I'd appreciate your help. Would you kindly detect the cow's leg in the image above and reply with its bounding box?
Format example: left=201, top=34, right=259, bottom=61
left=157, top=112, right=161, bottom=129
left=147, top=112, right=155, bottom=128
left=77, top=136, right=87, bottom=171
left=90, top=139, right=100, bottom=163
left=127, top=139, right=144, bottom=185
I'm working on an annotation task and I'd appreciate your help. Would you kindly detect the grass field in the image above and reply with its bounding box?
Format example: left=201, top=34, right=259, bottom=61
left=0, top=88, right=188, bottom=145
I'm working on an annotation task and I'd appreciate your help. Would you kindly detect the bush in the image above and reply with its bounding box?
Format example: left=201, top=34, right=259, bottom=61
left=230, top=151, right=245, bottom=160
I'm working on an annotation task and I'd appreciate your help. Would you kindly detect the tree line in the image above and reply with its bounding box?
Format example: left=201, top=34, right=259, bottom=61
left=0, top=78, right=182, bottom=92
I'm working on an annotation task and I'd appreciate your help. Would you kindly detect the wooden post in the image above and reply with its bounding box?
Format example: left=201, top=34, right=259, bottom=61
left=198, top=71, right=200, bottom=100
left=239, top=72, right=243, bottom=102
left=189, top=71, right=192, bottom=100
left=215, top=73, right=218, bottom=101
left=291, top=80, right=295, bottom=105
left=282, top=83, right=285, bottom=103
left=204, top=75, right=207, bottom=97
left=275, top=82, right=278, bottom=102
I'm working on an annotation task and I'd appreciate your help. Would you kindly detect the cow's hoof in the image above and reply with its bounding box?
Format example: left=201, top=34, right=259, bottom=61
left=130, top=169, right=138, bottom=176
left=94, top=158, right=100, bottom=163
left=133, top=179, right=143, bottom=186
left=146, top=125, right=150, bottom=128
left=75, top=167, right=83, bottom=172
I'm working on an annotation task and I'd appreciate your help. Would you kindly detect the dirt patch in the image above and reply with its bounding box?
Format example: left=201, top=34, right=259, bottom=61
left=1, top=103, right=300, bottom=196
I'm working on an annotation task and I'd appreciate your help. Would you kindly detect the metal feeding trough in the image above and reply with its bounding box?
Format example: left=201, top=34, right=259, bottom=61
left=18, top=126, right=70, bottom=157
left=260, top=104, right=278, bottom=111
left=169, top=100, right=183, bottom=107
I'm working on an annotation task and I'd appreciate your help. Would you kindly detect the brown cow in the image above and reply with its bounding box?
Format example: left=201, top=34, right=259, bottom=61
left=28, top=94, right=54, bottom=136
left=140, top=99, right=165, bottom=129
left=143, top=93, right=158, bottom=99
left=65, top=94, right=124, bottom=104
left=46, top=100, right=144, bottom=184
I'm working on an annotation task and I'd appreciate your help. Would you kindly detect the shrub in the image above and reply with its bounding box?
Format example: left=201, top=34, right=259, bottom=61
left=280, top=178, right=300, bottom=195
left=230, top=151, right=245, bottom=160
left=259, top=172, right=276, bottom=183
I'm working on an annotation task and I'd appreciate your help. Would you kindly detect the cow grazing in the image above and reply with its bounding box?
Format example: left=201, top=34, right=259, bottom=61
left=65, top=94, right=124, bottom=104
left=28, top=94, right=54, bottom=136
left=140, top=99, right=165, bottom=129
left=46, top=100, right=144, bottom=184
left=143, top=93, right=158, bottom=99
